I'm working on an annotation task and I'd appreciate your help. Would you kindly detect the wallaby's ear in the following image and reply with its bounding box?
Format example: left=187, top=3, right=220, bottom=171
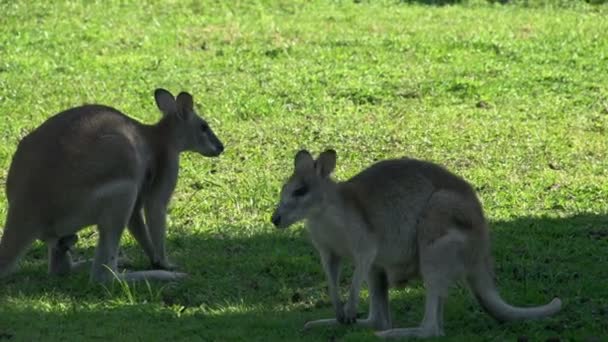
left=294, top=149, right=314, bottom=172
left=154, top=88, right=177, bottom=116
left=315, top=149, right=337, bottom=177
left=176, top=92, right=194, bottom=120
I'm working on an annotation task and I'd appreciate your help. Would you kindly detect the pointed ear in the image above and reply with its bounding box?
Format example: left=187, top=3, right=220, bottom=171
left=315, top=149, right=337, bottom=177
left=294, top=149, right=314, bottom=172
left=154, top=88, right=177, bottom=116
left=176, top=92, right=194, bottom=120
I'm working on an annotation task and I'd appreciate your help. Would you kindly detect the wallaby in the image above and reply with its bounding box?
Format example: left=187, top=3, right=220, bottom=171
left=0, top=89, right=224, bottom=282
left=271, top=149, right=562, bottom=338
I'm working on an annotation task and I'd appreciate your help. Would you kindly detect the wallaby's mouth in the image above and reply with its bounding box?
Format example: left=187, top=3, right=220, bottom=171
left=202, top=143, right=224, bottom=157
left=271, top=212, right=289, bottom=229
left=214, top=142, right=225, bottom=155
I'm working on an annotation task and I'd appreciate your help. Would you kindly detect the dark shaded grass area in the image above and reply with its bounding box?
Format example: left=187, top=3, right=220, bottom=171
left=1, top=214, right=606, bottom=341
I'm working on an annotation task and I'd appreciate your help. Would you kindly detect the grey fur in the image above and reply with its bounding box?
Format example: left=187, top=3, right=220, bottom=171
left=0, top=89, right=224, bottom=282
left=272, top=149, right=561, bottom=338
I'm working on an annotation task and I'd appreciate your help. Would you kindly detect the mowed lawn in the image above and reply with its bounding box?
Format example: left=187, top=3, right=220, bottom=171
left=1, top=0, right=608, bottom=340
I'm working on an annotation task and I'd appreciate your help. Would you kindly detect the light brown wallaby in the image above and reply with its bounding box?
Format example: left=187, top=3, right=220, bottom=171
left=0, top=88, right=224, bottom=282
left=271, top=149, right=562, bottom=338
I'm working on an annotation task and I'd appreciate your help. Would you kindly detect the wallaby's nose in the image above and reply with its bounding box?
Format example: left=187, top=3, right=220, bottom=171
left=216, top=143, right=224, bottom=154
left=271, top=213, right=281, bottom=227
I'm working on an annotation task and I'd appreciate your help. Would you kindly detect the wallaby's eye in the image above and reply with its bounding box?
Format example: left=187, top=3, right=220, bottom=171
left=293, top=185, right=309, bottom=197
left=200, top=123, right=209, bottom=132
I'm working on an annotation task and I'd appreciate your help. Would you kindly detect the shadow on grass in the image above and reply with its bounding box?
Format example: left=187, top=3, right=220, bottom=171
left=398, top=0, right=464, bottom=6
left=0, top=303, right=350, bottom=341
left=1, top=214, right=607, bottom=339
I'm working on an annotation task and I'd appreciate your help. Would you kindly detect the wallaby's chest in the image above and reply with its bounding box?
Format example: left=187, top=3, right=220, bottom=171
left=139, top=154, right=179, bottom=200
left=307, top=216, right=354, bottom=259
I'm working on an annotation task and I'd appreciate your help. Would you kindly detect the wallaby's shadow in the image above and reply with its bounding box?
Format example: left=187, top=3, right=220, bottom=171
left=1, top=214, right=607, bottom=339
left=398, top=0, right=464, bottom=6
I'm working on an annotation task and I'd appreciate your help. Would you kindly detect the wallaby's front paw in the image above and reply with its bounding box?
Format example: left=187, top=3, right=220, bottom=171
left=151, top=259, right=178, bottom=271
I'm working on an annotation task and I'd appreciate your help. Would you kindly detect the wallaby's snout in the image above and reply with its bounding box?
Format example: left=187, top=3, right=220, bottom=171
left=192, top=120, right=224, bottom=157
left=271, top=203, right=298, bottom=229
left=271, top=202, right=293, bottom=229
left=197, top=123, right=224, bottom=157
left=206, top=132, right=224, bottom=157
left=215, top=140, right=225, bottom=155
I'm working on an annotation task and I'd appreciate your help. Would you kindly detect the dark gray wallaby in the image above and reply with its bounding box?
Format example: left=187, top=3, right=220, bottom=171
left=0, top=89, right=224, bottom=282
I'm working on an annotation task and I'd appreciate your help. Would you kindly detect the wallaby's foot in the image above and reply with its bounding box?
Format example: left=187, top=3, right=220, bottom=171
left=91, top=269, right=187, bottom=283
left=68, top=254, right=133, bottom=273
left=375, top=326, right=444, bottom=339
left=303, top=316, right=373, bottom=330
left=151, top=259, right=178, bottom=271
left=118, top=270, right=187, bottom=282
left=304, top=318, right=340, bottom=330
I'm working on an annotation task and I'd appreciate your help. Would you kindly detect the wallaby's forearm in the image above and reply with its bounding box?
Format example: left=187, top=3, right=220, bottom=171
left=319, top=250, right=343, bottom=319
left=127, top=209, right=156, bottom=264
left=143, top=160, right=178, bottom=268
left=345, top=250, right=375, bottom=322
left=145, top=203, right=169, bottom=266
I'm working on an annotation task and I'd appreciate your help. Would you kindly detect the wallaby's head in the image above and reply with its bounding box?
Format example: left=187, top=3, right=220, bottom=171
left=154, top=88, right=224, bottom=156
left=271, top=149, right=337, bottom=229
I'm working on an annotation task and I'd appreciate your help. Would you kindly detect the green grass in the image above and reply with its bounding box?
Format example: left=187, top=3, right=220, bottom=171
left=1, top=0, right=608, bottom=340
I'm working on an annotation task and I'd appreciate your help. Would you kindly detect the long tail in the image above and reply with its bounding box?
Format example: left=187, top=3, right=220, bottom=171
left=467, top=263, right=562, bottom=322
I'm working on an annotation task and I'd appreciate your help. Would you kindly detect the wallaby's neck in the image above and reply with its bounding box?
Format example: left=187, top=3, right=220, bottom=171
left=327, top=179, right=345, bottom=206
left=310, top=179, right=349, bottom=223
left=145, top=115, right=183, bottom=156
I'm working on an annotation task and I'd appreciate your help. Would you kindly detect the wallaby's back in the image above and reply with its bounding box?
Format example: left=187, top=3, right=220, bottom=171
left=7, top=105, right=148, bottom=220
left=340, top=158, right=485, bottom=234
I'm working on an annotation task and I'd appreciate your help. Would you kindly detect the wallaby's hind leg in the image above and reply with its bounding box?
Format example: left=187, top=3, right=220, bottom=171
left=91, top=218, right=127, bottom=282
left=0, top=214, right=37, bottom=278
left=89, top=182, right=145, bottom=282
left=48, top=234, right=79, bottom=275
left=49, top=233, right=135, bottom=277
left=90, top=185, right=186, bottom=283
left=358, top=266, right=391, bottom=331
left=377, top=229, right=468, bottom=338
left=48, top=234, right=103, bottom=274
